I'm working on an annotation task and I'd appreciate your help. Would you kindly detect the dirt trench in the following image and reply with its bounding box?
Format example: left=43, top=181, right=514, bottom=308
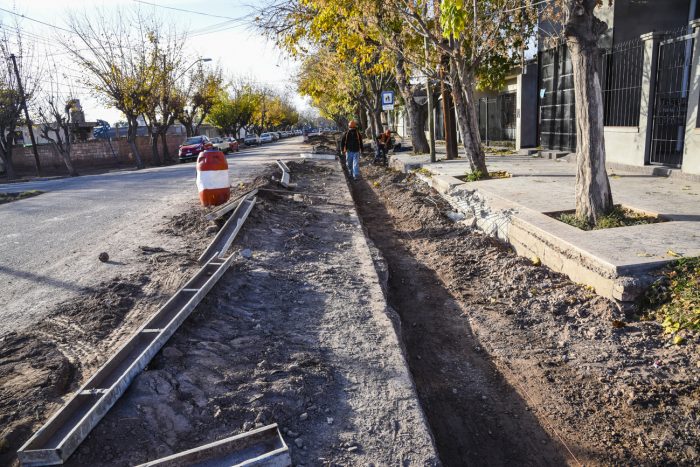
left=349, top=159, right=700, bottom=466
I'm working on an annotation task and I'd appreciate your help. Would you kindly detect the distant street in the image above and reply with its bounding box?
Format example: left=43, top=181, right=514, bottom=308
left=0, top=138, right=305, bottom=337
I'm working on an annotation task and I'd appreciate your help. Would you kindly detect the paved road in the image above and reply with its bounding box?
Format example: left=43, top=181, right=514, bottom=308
left=0, top=138, right=306, bottom=337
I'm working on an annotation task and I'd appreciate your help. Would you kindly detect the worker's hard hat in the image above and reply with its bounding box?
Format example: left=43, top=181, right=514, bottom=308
left=349, top=120, right=357, bottom=129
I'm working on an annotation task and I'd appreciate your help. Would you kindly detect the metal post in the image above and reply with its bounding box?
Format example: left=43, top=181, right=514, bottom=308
left=682, top=19, right=700, bottom=171
left=639, top=32, right=663, bottom=164
left=10, top=54, right=41, bottom=176
left=424, top=37, right=436, bottom=162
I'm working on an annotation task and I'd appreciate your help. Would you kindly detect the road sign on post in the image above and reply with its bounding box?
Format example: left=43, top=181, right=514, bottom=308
left=381, top=91, right=394, bottom=111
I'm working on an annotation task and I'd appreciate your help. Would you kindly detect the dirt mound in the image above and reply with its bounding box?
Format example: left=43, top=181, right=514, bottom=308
left=0, top=205, right=217, bottom=466
left=0, top=334, right=74, bottom=462
left=352, top=162, right=700, bottom=465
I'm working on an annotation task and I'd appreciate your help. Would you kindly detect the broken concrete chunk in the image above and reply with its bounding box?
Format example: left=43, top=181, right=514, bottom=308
left=446, top=211, right=465, bottom=222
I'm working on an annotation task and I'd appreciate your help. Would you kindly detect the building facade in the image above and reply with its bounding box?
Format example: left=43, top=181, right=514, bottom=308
left=532, top=0, right=700, bottom=176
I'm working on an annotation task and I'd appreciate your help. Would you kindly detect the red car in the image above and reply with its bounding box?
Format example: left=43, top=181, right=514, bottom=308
left=178, top=136, right=213, bottom=163
left=226, top=137, right=240, bottom=153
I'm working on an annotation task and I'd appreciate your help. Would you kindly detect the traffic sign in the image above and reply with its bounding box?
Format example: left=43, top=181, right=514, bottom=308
left=381, top=91, right=394, bottom=110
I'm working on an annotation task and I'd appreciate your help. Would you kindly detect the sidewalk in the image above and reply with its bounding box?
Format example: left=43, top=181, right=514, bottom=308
left=390, top=152, right=700, bottom=300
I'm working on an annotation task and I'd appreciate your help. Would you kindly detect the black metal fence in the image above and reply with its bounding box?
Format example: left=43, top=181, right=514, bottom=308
left=538, top=44, right=576, bottom=152
left=650, top=28, right=694, bottom=167
left=599, top=38, right=644, bottom=127
left=477, top=92, right=516, bottom=143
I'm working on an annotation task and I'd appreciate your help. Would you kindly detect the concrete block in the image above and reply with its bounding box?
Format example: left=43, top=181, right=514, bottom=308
left=431, top=175, right=464, bottom=195
left=518, top=149, right=540, bottom=156
left=540, top=151, right=570, bottom=160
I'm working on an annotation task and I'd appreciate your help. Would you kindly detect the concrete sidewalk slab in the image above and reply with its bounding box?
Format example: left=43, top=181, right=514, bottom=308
left=390, top=153, right=700, bottom=301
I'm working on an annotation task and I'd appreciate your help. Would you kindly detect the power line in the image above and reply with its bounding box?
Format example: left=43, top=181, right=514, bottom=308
left=0, top=7, right=73, bottom=34
left=132, top=0, right=248, bottom=22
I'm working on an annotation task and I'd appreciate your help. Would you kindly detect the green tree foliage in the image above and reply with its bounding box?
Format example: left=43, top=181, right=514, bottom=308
left=297, top=48, right=359, bottom=126
left=179, top=63, right=225, bottom=137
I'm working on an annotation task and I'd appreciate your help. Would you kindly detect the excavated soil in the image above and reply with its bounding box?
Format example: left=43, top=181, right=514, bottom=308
left=0, top=172, right=278, bottom=466
left=63, top=159, right=437, bottom=466
left=350, top=160, right=700, bottom=466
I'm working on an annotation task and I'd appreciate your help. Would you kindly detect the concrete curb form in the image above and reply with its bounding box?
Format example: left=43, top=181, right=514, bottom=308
left=198, top=193, right=257, bottom=265
left=136, top=424, right=290, bottom=467
left=17, top=254, right=239, bottom=466
left=397, top=158, right=657, bottom=302
left=336, top=159, right=440, bottom=462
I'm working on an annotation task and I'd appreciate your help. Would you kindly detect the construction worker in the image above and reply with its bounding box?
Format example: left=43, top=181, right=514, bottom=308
left=374, top=129, right=392, bottom=166
left=341, top=120, right=363, bottom=181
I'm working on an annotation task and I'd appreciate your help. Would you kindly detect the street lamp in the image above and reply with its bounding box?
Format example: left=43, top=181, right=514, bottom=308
left=176, top=57, right=212, bottom=81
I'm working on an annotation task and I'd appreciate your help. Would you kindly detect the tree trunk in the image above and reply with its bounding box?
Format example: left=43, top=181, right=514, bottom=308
left=566, top=0, right=613, bottom=223
left=394, top=53, right=430, bottom=153
left=449, top=59, right=488, bottom=175
left=160, top=131, right=171, bottom=163
left=106, top=138, right=118, bottom=160
left=184, top=121, right=194, bottom=137
left=0, top=150, right=17, bottom=180
left=127, top=118, right=145, bottom=169
left=363, top=104, right=378, bottom=148
left=440, top=53, right=459, bottom=160
left=52, top=144, right=78, bottom=176
left=150, top=132, right=161, bottom=166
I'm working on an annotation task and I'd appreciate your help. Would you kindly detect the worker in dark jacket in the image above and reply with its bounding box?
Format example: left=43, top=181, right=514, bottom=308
left=341, top=120, right=363, bottom=181
left=374, top=129, right=392, bottom=166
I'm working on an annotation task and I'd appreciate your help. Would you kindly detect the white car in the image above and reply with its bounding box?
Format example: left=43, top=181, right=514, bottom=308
left=260, top=132, right=274, bottom=143
left=244, top=134, right=260, bottom=145
left=209, top=137, right=230, bottom=153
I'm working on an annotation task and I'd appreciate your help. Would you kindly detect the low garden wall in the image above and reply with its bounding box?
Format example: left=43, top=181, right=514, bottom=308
left=7, top=135, right=184, bottom=176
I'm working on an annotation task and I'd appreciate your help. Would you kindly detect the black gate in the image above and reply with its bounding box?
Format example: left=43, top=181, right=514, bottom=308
left=538, top=44, right=576, bottom=152
left=650, top=31, right=694, bottom=167
left=477, top=92, right=516, bottom=144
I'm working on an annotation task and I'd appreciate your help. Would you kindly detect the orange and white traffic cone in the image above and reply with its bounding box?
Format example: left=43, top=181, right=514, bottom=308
left=196, top=149, right=230, bottom=206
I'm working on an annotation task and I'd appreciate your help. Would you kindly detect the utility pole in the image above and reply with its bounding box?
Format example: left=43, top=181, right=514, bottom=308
left=424, top=33, right=436, bottom=162
left=10, top=54, right=41, bottom=176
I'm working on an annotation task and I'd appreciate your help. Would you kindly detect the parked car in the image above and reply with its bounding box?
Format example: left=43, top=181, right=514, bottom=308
left=209, top=137, right=230, bottom=153
left=260, top=132, right=274, bottom=143
left=178, top=135, right=212, bottom=163
left=225, top=137, right=240, bottom=152
left=244, top=134, right=260, bottom=146
left=271, top=132, right=279, bottom=141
